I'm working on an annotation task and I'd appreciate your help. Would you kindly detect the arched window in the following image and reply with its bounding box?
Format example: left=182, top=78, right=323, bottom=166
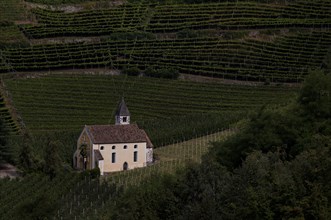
left=100, top=146, right=104, bottom=150
left=134, top=144, right=138, bottom=149
left=112, top=153, right=116, bottom=163
left=124, top=145, right=127, bottom=149
left=123, top=162, right=128, bottom=170
left=133, top=151, right=138, bottom=162
left=112, top=145, right=116, bottom=150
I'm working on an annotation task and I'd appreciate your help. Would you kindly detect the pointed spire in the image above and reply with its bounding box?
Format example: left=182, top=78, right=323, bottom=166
left=115, top=97, right=130, bottom=117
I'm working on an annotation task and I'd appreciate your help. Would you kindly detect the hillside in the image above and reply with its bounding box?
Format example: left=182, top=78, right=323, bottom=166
left=0, top=0, right=330, bottom=82
left=0, top=0, right=330, bottom=219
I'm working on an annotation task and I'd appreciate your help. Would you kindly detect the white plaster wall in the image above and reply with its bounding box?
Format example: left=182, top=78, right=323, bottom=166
left=98, top=160, right=104, bottom=175
left=146, top=148, right=153, bottom=163
left=97, top=142, right=147, bottom=172
left=115, top=116, right=130, bottom=125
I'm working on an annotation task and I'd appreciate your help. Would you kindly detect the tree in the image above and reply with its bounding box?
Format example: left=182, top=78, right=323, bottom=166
left=298, top=70, right=331, bottom=119
left=0, top=117, right=9, bottom=163
left=18, top=132, right=36, bottom=171
left=44, top=140, right=62, bottom=179
left=122, top=67, right=141, bottom=76
left=18, top=193, right=58, bottom=220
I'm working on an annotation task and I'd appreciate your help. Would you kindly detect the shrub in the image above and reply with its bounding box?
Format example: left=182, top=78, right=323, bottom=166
left=145, top=67, right=179, bottom=79
left=177, top=29, right=198, bottom=39
left=80, top=167, right=100, bottom=179
left=122, top=67, right=141, bottom=76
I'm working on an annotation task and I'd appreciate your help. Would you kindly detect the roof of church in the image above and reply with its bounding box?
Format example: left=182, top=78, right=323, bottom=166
left=115, top=98, right=130, bottom=116
left=85, top=124, right=153, bottom=148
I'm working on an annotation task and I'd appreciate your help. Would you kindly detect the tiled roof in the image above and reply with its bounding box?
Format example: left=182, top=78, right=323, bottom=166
left=86, top=124, right=152, bottom=147
left=94, top=150, right=104, bottom=161
left=115, top=98, right=130, bottom=116
left=141, top=129, right=154, bottom=148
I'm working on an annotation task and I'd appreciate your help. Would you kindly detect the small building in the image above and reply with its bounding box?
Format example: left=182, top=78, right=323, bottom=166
left=73, top=99, right=153, bottom=175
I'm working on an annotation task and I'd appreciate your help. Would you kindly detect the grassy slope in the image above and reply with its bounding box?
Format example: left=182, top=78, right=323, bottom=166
left=0, top=0, right=29, bottom=45
left=4, top=74, right=297, bottom=132
left=0, top=0, right=26, bottom=22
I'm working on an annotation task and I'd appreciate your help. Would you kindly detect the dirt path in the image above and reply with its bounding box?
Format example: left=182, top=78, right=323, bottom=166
left=0, top=163, right=21, bottom=179
left=179, top=73, right=300, bottom=87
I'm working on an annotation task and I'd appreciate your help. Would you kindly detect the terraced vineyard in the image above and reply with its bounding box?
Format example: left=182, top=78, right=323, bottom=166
left=21, top=3, right=150, bottom=38
left=0, top=90, right=19, bottom=134
left=19, top=1, right=331, bottom=38
left=0, top=0, right=329, bottom=82
left=147, top=1, right=331, bottom=33
left=4, top=74, right=296, bottom=133
left=0, top=1, right=326, bottom=219
left=1, top=31, right=330, bottom=81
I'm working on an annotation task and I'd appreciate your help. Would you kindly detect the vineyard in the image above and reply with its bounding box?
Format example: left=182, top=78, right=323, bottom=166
left=0, top=1, right=329, bottom=82
left=1, top=31, right=330, bottom=81
left=4, top=74, right=296, bottom=133
left=19, top=1, right=331, bottom=38
left=0, top=130, right=232, bottom=220
left=0, top=90, right=19, bottom=134
left=0, top=0, right=329, bottom=218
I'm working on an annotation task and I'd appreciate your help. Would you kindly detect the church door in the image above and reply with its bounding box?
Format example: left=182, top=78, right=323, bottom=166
left=123, top=162, right=128, bottom=170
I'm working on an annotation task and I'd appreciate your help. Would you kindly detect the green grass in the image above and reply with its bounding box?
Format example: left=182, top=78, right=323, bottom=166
left=0, top=0, right=27, bottom=22
left=106, top=129, right=234, bottom=185
left=4, top=74, right=297, bottom=133
left=0, top=26, right=28, bottom=46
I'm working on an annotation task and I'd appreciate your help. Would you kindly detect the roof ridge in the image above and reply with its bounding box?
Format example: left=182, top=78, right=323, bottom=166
left=115, top=98, right=130, bottom=116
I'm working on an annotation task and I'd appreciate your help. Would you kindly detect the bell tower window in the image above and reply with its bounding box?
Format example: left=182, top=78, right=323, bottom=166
left=115, top=98, right=131, bottom=125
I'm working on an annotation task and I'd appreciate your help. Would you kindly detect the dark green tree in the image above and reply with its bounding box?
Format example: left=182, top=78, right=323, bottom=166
left=18, top=132, right=36, bottom=171
left=298, top=70, right=331, bottom=119
left=18, top=193, right=58, bottom=220
left=44, top=140, right=62, bottom=179
left=0, top=117, right=9, bottom=163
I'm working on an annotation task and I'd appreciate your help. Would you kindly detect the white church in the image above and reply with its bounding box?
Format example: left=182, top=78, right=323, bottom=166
left=73, top=98, right=153, bottom=175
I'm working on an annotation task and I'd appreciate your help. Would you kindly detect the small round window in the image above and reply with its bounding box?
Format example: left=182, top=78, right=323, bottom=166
left=124, top=145, right=127, bottom=149
left=100, top=146, right=104, bottom=150
left=112, top=145, right=116, bottom=150
left=134, top=145, right=138, bottom=149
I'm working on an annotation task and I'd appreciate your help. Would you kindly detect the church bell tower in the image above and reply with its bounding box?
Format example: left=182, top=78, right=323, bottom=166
left=115, top=98, right=130, bottom=125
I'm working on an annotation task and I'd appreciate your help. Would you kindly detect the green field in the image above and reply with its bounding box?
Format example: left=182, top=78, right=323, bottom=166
left=4, top=74, right=297, bottom=132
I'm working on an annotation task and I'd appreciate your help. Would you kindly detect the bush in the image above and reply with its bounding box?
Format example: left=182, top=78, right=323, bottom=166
left=145, top=67, right=179, bottom=79
left=176, top=29, right=198, bottom=39
left=80, top=167, right=100, bottom=179
left=122, top=67, right=141, bottom=76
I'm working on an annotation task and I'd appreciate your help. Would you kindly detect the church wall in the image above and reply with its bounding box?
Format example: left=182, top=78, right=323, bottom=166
left=146, top=148, right=153, bottom=163
left=75, top=129, right=93, bottom=170
left=95, top=142, right=147, bottom=173
left=115, top=116, right=130, bottom=125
